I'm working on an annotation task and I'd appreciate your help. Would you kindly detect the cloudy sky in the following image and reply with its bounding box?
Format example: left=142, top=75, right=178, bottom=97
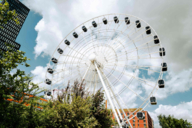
left=15, top=0, right=192, bottom=127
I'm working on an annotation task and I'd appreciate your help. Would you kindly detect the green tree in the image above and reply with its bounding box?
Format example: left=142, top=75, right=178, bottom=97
left=0, top=43, right=44, bottom=127
left=37, top=81, right=98, bottom=128
left=0, top=0, right=20, bottom=28
left=37, top=81, right=113, bottom=128
left=158, top=114, right=192, bottom=128
left=0, top=1, right=44, bottom=127
left=90, top=88, right=113, bottom=128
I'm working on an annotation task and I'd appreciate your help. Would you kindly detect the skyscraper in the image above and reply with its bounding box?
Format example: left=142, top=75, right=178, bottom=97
left=0, top=0, right=30, bottom=52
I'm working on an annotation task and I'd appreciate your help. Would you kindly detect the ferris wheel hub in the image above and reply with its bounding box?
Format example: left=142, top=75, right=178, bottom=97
left=89, top=53, right=96, bottom=61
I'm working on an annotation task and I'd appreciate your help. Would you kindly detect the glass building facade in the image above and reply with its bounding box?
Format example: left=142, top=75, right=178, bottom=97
left=0, top=0, right=30, bottom=52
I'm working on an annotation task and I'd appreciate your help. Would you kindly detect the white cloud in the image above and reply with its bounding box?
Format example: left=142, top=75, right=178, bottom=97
left=23, top=0, right=132, bottom=58
left=130, top=0, right=192, bottom=73
left=22, top=0, right=192, bottom=72
left=146, top=68, right=192, bottom=100
left=31, top=65, right=47, bottom=88
left=23, top=0, right=192, bottom=115
left=149, top=101, right=192, bottom=128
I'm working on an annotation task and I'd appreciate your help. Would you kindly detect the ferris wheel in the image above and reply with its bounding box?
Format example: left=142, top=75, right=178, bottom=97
left=44, top=13, right=167, bottom=128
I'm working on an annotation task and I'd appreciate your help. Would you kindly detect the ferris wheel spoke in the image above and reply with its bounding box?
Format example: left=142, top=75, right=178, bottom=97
left=70, top=72, right=83, bottom=81
left=101, top=17, right=109, bottom=54
left=106, top=64, right=161, bottom=74
left=122, top=23, right=134, bottom=33
left=56, top=61, right=88, bottom=66
left=114, top=20, right=124, bottom=30
left=108, top=56, right=162, bottom=63
left=127, top=51, right=160, bottom=59
left=104, top=33, right=126, bottom=56
left=81, top=63, right=92, bottom=84
left=90, top=27, right=97, bottom=54
left=105, top=67, right=158, bottom=89
left=115, top=77, right=135, bottom=98
left=65, top=51, right=88, bottom=66
left=52, top=69, right=66, bottom=76
left=135, top=39, right=154, bottom=47
left=107, top=42, right=160, bottom=61
left=106, top=50, right=126, bottom=61
left=124, top=24, right=137, bottom=36
left=102, top=22, right=115, bottom=54
left=61, top=54, right=87, bottom=62
left=67, top=46, right=89, bottom=58
left=123, top=35, right=154, bottom=51
left=106, top=37, right=126, bottom=56
left=116, top=31, right=154, bottom=53
left=93, top=71, right=98, bottom=94
left=128, top=57, right=162, bottom=60
left=52, top=66, right=86, bottom=76
left=107, top=21, right=113, bottom=29
left=54, top=75, right=80, bottom=90
left=104, top=21, right=130, bottom=54
left=103, top=68, right=145, bottom=101
left=127, top=43, right=160, bottom=54
left=134, top=34, right=153, bottom=45
left=129, top=26, right=145, bottom=38
left=60, top=72, right=84, bottom=85
left=55, top=66, right=87, bottom=81
left=51, top=77, right=65, bottom=86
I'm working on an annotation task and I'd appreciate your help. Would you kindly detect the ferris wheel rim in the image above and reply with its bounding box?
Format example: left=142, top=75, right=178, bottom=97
left=44, top=13, right=166, bottom=125
left=47, top=13, right=164, bottom=67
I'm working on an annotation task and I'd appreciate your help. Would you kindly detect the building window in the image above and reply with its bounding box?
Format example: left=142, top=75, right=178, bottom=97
left=133, top=120, right=135, bottom=122
left=138, top=124, right=139, bottom=126
left=144, top=124, right=146, bottom=126
left=144, top=120, right=146, bottom=122
left=133, top=124, right=135, bottom=126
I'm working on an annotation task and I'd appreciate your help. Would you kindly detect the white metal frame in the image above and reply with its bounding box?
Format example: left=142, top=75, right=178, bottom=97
left=42, top=13, right=166, bottom=128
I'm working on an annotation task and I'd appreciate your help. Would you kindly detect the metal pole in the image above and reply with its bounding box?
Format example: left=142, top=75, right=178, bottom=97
left=111, top=92, right=123, bottom=121
left=94, top=61, right=122, bottom=128
left=100, top=65, right=133, bottom=128
left=108, top=83, right=123, bottom=120
left=106, top=84, right=123, bottom=123
left=106, top=79, right=133, bottom=128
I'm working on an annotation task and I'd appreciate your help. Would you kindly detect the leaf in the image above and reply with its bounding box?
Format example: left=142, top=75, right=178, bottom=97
left=13, top=10, right=16, bottom=15
left=25, top=63, right=30, bottom=67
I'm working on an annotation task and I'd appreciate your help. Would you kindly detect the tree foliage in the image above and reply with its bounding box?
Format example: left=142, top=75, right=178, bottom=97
left=0, top=43, right=44, bottom=127
left=39, top=81, right=113, bottom=128
left=90, top=87, right=113, bottom=127
left=0, top=0, right=20, bottom=28
left=158, top=114, right=192, bottom=128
